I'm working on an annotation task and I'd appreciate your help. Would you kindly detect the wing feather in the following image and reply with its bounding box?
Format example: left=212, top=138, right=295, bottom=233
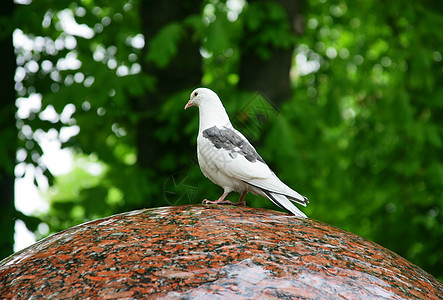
left=198, top=126, right=308, bottom=206
left=263, top=191, right=307, bottom=218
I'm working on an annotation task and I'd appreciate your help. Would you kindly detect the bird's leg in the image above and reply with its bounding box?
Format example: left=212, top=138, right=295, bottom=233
left=202, top=191, right=247, bottom=206
left=202, top=192, right=235, bottom=205
left=235, top=191, right=247, bottom=206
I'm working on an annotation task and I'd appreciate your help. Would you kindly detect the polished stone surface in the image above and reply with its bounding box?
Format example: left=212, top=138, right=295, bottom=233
left=1, top=205, right=442, bottom=299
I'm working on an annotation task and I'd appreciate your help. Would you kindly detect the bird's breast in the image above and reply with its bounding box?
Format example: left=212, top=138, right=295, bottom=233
left=197, top=138, right=247, bottom=192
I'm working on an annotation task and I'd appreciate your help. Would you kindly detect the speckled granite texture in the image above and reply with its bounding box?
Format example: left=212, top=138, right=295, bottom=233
left=1, top=205, right=442, bottom=299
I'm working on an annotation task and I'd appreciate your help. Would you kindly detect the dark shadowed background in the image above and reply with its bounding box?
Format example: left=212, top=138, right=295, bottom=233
left=0, top=0, right=442, bottom=281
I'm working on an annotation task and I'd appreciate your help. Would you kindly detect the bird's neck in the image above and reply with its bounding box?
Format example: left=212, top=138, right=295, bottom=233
left=198, top=102, right=232, bottom=133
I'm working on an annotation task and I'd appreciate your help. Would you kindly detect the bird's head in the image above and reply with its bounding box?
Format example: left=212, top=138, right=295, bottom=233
left=184, top=88, right=220, bottom=110
left=184, top=87, right=231, bottom=130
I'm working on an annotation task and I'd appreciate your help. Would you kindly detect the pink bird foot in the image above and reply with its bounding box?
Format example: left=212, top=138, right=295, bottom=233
left=202, top=192, right=247, bottom=206
left=202, top=199, right=236, bottom=205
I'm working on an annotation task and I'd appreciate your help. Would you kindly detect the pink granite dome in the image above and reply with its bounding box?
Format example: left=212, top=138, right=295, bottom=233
left=1, top=205, right=442, bottom=299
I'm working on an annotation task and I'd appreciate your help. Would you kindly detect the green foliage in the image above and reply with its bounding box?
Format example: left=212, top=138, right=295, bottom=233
left=5, top=0, right=443, bottom=282
left=146, top=23, right=185, bottom=68
left=291, top=0, right=443, bottom=279
left=242, top=1, right=296, bottom=58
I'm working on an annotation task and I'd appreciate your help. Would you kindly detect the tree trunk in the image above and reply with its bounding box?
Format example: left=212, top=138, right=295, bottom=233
left=0, top=1, right=17, bottom=259
left=239, top=0, right=305, bottom=108
left=136, top=0, right=202, bottom=171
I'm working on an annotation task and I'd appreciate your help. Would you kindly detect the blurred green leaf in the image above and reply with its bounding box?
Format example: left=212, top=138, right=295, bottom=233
left=145, top=22, right=185, bottom=68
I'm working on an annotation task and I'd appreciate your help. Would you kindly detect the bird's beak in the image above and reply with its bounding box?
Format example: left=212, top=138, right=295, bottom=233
left=184, top=100, right=193, bottom=110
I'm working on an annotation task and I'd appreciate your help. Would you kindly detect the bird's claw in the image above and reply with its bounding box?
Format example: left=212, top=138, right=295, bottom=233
left=202, top=199, right=246, bottom=206
left=234, top=200, right=246, bottom=206
left=202, top=199, right=234, bottom=205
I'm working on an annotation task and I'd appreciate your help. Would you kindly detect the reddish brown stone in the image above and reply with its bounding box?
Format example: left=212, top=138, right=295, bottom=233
left=0, top=205, right=442, bottom=299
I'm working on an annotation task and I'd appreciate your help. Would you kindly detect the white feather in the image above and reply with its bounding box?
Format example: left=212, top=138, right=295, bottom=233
left=187, top=87, right=309, bottom=218
left=264, top=192, right=308, bottom=219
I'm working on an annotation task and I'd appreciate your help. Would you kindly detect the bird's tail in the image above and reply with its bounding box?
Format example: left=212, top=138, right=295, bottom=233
left=263, top=191, right=308, bottom=219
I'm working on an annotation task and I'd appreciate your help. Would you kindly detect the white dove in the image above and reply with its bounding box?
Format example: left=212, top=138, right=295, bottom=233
left=184, top=87, right=309, bottom=218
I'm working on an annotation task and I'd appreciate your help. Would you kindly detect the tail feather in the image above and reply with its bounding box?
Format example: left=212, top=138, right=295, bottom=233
left=245, top=179, right=309, bottom=207
left=263, top=190, right=308, bottom=219
left=287, top=194, right=309, bottom=206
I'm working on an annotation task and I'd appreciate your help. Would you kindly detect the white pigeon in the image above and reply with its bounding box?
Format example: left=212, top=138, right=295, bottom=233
left=184, top=87, right=309, bottom=218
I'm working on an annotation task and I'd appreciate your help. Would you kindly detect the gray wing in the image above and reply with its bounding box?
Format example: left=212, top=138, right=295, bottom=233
left=202, top=126, right=266, bottom=164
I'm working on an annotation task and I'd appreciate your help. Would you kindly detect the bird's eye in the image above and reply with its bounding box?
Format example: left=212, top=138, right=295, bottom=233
left=194, top=91, right=198, bottom=97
